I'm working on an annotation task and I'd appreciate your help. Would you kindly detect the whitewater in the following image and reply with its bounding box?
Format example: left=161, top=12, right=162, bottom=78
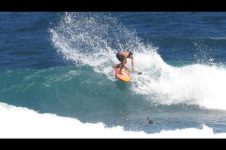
left=1, top=102, right=225, bottom=138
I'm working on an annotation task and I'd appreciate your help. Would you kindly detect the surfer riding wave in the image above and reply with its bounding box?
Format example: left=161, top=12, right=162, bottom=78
left=113, top=51, right=142, bottom=75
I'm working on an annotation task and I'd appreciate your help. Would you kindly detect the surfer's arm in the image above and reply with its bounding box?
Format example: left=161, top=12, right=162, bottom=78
left=131, top=56, right=134, bottom=71
left=120, top=63, right=128, bottom=74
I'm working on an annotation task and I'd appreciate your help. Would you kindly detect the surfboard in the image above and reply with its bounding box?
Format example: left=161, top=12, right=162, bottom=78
left=114, top=67, right=131, bottom=82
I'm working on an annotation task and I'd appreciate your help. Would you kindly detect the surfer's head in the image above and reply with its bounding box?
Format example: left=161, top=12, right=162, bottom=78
left=127, top=51, right=133, bottom=58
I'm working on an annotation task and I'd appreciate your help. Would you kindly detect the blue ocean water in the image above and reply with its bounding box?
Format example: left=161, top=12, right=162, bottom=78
left=1, top=12, right=226, bottom=138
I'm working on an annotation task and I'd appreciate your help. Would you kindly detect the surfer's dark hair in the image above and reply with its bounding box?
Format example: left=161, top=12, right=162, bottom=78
left=128, top=51, right=133, bottom=57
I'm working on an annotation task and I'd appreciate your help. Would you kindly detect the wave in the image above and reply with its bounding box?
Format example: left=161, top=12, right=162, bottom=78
left=209, top=36, right=226, bottom=40
left=49, top=12, right=226, bottom=111
left=0, top=102, right=225, bottom=138
left=0, top=66, right=152, bottom=126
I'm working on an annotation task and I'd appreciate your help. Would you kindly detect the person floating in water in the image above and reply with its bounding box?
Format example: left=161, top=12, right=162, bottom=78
left=146, top=117, right=153, bottom=124
left=113, top=51, right=142, bottom=75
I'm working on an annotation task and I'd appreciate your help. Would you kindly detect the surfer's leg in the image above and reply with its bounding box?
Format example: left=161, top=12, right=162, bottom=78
left=122, top=60, right=129, bottom=71
left=113, top=63, right=121, bottom=68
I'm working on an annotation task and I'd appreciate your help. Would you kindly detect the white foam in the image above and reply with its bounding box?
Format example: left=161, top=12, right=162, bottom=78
left=209, top=36, right=226, bottom=40
left=132, top=53, right=226, bottom=110
left=0, top=102, right=225, bottom=138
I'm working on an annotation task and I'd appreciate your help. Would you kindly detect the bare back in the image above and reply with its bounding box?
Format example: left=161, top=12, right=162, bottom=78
left=118, top=51, right=130, bottom=59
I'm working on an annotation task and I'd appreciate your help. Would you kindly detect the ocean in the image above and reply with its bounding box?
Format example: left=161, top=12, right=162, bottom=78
left=0, top=12, right=226, bottom=138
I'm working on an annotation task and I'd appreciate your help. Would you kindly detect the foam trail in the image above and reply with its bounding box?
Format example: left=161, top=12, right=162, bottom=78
left=0, top=102, right=226, bottom=138
left=50, top=12, right=226, bottom=110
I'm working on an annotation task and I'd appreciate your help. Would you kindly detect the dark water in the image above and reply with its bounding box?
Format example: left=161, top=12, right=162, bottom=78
left=1, top=12, right=226, bottom=136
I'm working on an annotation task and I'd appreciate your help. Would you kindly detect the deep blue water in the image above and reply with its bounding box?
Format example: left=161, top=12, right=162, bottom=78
left=1, top=12, right=226, bottom=70
left=1, top=12, right=226, bottom=136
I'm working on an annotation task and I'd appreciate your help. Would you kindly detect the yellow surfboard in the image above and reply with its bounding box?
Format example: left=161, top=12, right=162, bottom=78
left=114, top=67, right=131, bottom=82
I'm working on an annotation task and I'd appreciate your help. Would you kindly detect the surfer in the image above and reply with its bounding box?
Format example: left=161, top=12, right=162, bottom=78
left=146, top=117, right=153, bottom=124
left=113, top=51, right=142, bottom=75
